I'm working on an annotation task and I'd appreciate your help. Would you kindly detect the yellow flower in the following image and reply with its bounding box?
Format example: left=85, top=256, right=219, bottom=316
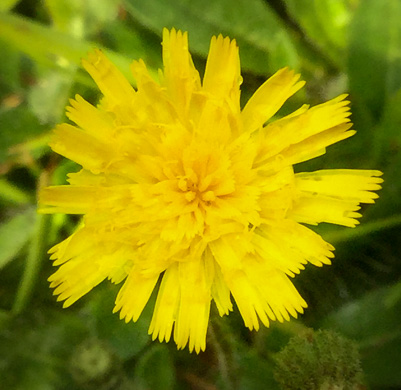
left=38, top=28, right=382, bottom=353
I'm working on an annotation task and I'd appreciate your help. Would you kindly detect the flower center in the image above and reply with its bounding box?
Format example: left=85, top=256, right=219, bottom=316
left=178, top=175, right=217, bottom=204
left=166, top=141, right=233, bottom=208
left=178, top=161, right=216, bottom=205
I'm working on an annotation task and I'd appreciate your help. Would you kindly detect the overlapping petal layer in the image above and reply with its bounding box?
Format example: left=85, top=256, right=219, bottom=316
left=39, top=28, right=382, bottom=353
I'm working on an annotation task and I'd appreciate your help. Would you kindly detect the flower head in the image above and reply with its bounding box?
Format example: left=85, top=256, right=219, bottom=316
left=39, top=28, right=382, bottom=353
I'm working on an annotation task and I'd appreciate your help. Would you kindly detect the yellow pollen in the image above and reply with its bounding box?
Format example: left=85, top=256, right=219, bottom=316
left=201, top=191, right=216, bottom=202
left=178, top=174, right=217, bottom=204
left=178, top=177, right=188, bottom=192
left=185, top=191, right=196, bottom=202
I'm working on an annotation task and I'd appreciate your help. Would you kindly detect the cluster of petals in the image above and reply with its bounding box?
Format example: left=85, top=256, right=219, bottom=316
left=39, top=28, right=382, bottom=353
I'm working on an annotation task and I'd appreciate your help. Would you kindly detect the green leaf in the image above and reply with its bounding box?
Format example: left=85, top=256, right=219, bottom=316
left=0, top=308, right=11, bottom=328
left=323, top=214, right=401, bottom=245
left=13, top=213, right=52, bottom=314
left=0, top=208, right=36, bottom=270
left=362, top=336, right=401, bottom=388
left=323, top=284, right=401, bottom=346
left=0, top=104, right=46, bottom=164
left=348, top=0, right=401, bottom=120
left=0, top=0, right=20, bottom=12
left=376, top=87, right=401, bottom=158
left=133, top=345, right=176, bottom=390
left=238, top=349, right=279, bottom=390
left=123, top=0, right=299, bottom=74
left=284, top=0, right=352, bottom=67
left=0, top=13, right=138, bottom=85
left=45, top=0, right=120, bottom=36
left=0, top=13, right=89, bottom=70
left=89, top=286, right=152, bottom=360
left=0, top=309, right=88, bottom=390
left=0, top=39, right=21, bottom=97
left=368, top=88, right=401, bottom=215
left=82, top=0, right=121, bottom=27
left=102, top=20, right=163, bottom=71
left=27, top=70, right=75, bottom=124
left=322, top=282, right=401, bottom=388
left=0, top=178, right=32, bottom=204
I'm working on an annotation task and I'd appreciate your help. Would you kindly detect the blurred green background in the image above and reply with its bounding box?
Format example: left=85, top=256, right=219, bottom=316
left=1, top=0, right=401, bottom=389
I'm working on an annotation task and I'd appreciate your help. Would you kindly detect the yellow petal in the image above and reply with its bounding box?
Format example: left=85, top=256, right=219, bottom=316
left=174, top=257, right=213, bottom=353
left=224, top=268, right=274, bottom=330
left=39, top=184, right=133, bottom=215
left=203, top=34, right=241, bottom=105
left=48, top=228, right=130, bottom=308
left=289, top=170, right=383, bottom=227
left=209, top=235, right=245, bottom=272
left=209, top=236, right=272, bottom=330
left=295, top=169, right=383, bottom=203
left=82, top=49, right=136, bottom=105
left=66, top=95, right=115, bottom=141
left=39, top=186, right=98, bottom=214
left=242, top=67, right=305, bottom=132
left=51, top=259, right=107, bottom=308
left=290, top=195, right=362, bottom=227
left=148, top=263, right=180, bottom=344
left=282, top=123, right=355, bottom=165
left=242, top=256, right=307, bottom=321
left=131, top=59, right=177, bottom=125
left=161, top=28, right=201, bottom=115
left=50, top=124, right=116, bottom=174
left=257, top=95, right=353, bottom=166
left=48, top=228, right=85, bottom=265
left=194, top=99, right=233, bottom=144
left=256, top=220, right=334, bottom=271
left=114, top=267, right=159, bottom=323
left=210, top=250, right=233, bottom=316
left=67, top=169, right=128, bottom=187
